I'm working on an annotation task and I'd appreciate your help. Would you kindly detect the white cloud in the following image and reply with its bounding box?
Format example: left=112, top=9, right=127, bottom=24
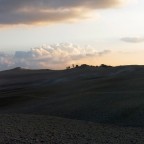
left=0, top=43, right=111, bottom=70
left=0, top=53, right=14, bottom=70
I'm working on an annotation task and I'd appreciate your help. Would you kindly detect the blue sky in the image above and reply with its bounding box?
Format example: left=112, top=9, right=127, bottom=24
left=0, top=0, right=144, bottom=70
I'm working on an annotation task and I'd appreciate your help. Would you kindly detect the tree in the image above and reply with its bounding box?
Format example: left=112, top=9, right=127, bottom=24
left=66, top=66, right=70, bottom=69
left=72, top=64, right=75, bottom=68
left=76, top=65, right=79, bottom=68
left=100, top=64, right=112, bottom=68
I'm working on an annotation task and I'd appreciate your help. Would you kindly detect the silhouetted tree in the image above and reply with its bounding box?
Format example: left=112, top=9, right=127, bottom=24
left=100, top=64, right=112, bottom=68
left=80, top=64, right=88, bottom=68
left=72, top=64, right=75, bottom=68
left=76, top=65, right=79, bottom=68
left=66, top=66, right=70, bottom=69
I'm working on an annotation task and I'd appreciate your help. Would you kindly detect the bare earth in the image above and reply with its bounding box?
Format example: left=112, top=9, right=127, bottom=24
left=1, top=65, right=144, bottom=143
left=0, top=114, right=144, bottom=144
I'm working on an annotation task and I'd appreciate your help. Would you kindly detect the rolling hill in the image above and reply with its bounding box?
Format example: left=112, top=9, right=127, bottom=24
left=1, top=65, right=144, bottom=143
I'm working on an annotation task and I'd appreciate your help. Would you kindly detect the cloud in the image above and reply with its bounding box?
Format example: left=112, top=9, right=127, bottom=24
left=0, top=53, right=14, bottom=70
left=0, top=43, right=111, bottom=70
left=0, top=0, right=129, bottom=25
left=121, top=37, right=144, bottom=43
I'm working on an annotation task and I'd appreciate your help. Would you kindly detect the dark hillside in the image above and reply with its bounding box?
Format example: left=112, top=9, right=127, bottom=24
left=1, top=65, right=144, bottom=126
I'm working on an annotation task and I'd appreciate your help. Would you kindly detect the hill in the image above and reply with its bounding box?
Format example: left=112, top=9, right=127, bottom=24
left=1, top=65, right=144, bottom=143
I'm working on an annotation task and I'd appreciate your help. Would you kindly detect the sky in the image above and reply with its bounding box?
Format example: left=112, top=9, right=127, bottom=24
left=0, top=0, right=144, bottom=70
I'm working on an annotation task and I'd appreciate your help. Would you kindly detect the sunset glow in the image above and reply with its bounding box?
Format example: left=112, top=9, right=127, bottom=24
left=0, top=0, right=144, bottom=70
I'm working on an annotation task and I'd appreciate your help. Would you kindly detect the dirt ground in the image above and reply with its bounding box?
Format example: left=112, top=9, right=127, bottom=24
left=0, top=114, right=144, bottom=144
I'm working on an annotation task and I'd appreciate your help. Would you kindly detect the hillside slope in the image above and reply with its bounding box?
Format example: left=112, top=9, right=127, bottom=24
left=1, top=65, right=144, bottom=126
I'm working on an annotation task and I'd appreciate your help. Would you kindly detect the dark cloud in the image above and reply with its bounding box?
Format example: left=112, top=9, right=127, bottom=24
left=0, top=0, right=126, bottom=25
left=0, top=43, right=111, bottom=70
left=121, top=37, right=144, bottom=43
